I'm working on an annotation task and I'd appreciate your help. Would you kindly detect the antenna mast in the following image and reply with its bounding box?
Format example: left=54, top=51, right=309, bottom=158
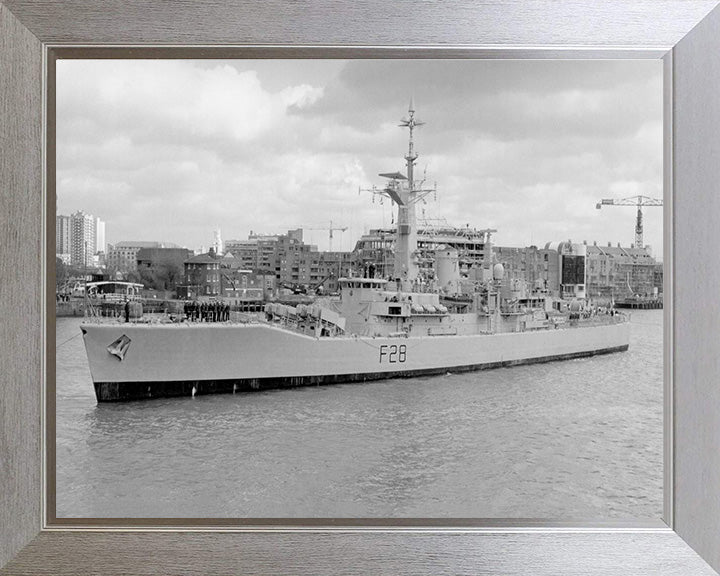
left=361, top=100, right=436, bottom=285
left=401, top=97, right=421, bottom=187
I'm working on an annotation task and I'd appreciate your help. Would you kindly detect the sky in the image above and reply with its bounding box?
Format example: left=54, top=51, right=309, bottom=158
left=56, top=59, right=663, bottom=256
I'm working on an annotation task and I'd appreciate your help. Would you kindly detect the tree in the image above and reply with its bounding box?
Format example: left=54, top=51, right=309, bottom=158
left=125, top=269, right=143, bottom=285
left=156, top=263, right=184, bottom=291
left=56, top=258, right=85, bottom=291
left=56, top=257, right=67, bottom=289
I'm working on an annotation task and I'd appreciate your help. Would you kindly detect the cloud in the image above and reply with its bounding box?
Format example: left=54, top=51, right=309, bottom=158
left=56, top=59, right=663, bottom=253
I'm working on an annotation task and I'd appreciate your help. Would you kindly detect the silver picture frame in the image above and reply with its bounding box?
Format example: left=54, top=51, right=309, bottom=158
left=2, top=1, right=720, bottom=574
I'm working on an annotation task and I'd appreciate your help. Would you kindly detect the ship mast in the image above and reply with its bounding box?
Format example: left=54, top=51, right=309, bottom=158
left=366, top=100, right=436, bottom=287
left=402, top=97, right=420, bottom=189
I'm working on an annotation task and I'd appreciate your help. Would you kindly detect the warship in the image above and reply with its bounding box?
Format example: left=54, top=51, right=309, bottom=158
left=81, top=103, right=630, bottom=402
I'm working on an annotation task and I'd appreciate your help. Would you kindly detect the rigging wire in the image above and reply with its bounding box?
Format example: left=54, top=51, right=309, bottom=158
left=57, top=331, right=83, bottom=349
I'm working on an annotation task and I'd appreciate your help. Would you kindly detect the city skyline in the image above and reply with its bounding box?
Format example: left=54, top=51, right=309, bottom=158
left=56, top=59, right=663, bottom=255
left=56, top=211, right=106, bottom=267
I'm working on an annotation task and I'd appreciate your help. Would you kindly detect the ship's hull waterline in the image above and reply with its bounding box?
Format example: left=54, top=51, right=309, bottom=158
left=81, top=321, right=630, bottom=402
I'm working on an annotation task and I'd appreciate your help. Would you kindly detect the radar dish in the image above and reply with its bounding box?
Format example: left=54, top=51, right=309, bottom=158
left=379, top=172, right=407, bottom=180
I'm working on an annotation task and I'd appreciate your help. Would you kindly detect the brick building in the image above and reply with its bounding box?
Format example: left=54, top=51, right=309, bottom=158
left=183, top=253, right=221, bottom=297
left=224, top=229, right=356, bottom=293
left=585, top=242, right=661, bottom=299
left=107, top=241, right=164, bottom=274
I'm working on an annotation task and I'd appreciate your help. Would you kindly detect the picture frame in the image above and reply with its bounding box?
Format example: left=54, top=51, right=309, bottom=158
left=2, top=1, right=720, bottom=574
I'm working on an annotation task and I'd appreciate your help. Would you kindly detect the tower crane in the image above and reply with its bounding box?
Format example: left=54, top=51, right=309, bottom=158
left=306, top=220, right=348, bottom=252
left=595, top=195, right=663, bottom=248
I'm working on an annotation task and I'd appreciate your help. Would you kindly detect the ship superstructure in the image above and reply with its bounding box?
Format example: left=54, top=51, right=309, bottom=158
left=81, top=103, right=630, bottom=402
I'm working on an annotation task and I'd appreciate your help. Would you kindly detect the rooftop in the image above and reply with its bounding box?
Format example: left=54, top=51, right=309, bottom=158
left=185, top=253, right=219, bottom=264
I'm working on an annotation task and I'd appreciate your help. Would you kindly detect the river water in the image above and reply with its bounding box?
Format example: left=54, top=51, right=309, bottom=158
left=56, top=310, right=663, bottom=519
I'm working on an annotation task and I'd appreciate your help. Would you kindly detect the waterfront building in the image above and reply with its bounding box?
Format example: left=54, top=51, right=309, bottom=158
left=494, top=245, right=557, bottom=294
left=225, top=229, right=305, bottom=277
left=253, top=236, right=278, bottom=272
left=585, top=242, right=661, bottom=299
left=277, top=239, right=314, bottom=287
left=183, top=252, right=221, bottom=297
left=178, top=250, right=275, bottom=303
left=220, top=266, right=276, bottom=306
left=56, top=214, right=71, bottom=257
left=56, top=211, right=106, bottom=268
left=136, top=247, right=193, bottom=272
left=224, top=234, right=283, bottom=273
left=223, top=238, right=258, bottom=270
left=547, top=241, right=587, bottom=300
left=353, top=220, right=662, bottom=302
left=70, top=210, right=96, bottom=267
left=279, top=247, right=356, bottom=293
left=493, top=240, right=662, bottom=301
left=315, top=251, right=357, bottom=292
left=493, top=243, right=581, bottom=299
left=225, top=228, right=357, bottom=294
left=353, top=220, right=664, bottom=302
left=106, top=241, right=178, bottom=275
left=226, top=224, right=661, bottom=300
left=219, top=251, right=242, bottom=270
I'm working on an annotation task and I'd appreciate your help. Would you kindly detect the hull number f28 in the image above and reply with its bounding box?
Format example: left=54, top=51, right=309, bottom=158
left=379, top=344, right=407, bottom=364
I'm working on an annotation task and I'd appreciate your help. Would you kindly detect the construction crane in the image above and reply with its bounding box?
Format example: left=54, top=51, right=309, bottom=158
left=306, top=220, right=348, bottom=252
left=596, top=195, right=663, bottom=248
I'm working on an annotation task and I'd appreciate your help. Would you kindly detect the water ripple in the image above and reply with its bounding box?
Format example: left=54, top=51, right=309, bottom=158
left=56, top=310, right=663, bottom=519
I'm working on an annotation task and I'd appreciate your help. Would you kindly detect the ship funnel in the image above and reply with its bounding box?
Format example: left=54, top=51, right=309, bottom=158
left=436, top=246, right=460, bottom=294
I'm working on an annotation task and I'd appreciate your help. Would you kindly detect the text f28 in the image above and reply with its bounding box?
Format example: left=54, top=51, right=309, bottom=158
left=379, top=344, right=407, bottom=364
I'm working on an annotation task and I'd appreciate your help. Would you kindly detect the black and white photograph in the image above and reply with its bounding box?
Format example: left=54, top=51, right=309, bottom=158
left=55, top=58, right=664, bottom=520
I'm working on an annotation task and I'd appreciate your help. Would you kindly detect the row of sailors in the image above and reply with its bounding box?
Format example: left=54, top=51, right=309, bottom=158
left=184, top=300, right=231, bottom=322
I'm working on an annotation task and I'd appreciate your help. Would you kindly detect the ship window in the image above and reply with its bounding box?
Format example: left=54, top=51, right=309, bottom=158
left=388, top=306, right=401, bottom=315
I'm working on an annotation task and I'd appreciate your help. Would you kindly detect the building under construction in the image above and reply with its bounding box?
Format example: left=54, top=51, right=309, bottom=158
left=353, top=218, right=496, bottom=281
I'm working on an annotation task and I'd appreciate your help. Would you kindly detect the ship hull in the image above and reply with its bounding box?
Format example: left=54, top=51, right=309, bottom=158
left=81, top=321, right=630, bottom=402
